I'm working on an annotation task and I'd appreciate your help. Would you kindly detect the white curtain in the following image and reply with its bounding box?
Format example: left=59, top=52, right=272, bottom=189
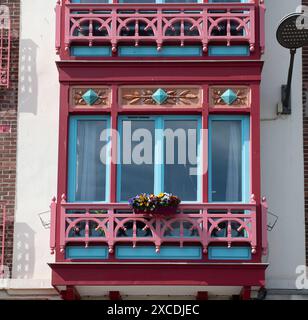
left=225, top=123, right=241, bottom=201
left=76, top=121, right=105, bottom=201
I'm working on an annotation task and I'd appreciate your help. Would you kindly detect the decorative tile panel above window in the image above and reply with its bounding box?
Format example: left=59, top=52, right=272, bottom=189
left=119, top=86, right=202, bottom=109
left=70, top=86, right=111, bottom=108
left=209, top=86, right=251, bottom=109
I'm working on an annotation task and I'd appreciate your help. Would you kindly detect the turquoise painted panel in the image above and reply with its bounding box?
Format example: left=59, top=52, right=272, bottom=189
left=208, top=246, right=251, bottom=260
left=71, top=46, right=112, bottom=57
left=116, top=246, right=202, bottom=260
left=208, top=45, right=250, bottom=57
left=118, top=46, right=202, bottom=57
left=66, top=246, right=109, bottom=260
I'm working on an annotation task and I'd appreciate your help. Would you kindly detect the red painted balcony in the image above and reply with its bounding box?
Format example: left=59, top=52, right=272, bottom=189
left=50, top=195, right=268, bottom=259
left=55, top=0, right=265, bottom=59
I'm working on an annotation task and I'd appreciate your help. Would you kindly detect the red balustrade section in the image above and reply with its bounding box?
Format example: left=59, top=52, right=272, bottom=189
left=55, top=1, right=262, bottom=57
left=0, top=5, right=11, bottom=88
left=50, top=195, right=260, bottom=258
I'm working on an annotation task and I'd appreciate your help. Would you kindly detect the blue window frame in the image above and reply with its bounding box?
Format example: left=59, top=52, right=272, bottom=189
left=68, top=116, right=111, bottom=202
left=117, top=115, right=202, bottom=203
left=208, top=115, right=250, bottom=203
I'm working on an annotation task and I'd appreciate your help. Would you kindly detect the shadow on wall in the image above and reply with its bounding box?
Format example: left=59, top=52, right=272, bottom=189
left=19, top=39, right=38, bottom=114
left=12, top=222, right=35, bottom=279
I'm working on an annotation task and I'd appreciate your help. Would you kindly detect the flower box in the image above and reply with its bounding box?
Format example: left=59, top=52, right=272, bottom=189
left=134, top=206, right=178, bottom=216
left=129, top=192, right=181, bottom=217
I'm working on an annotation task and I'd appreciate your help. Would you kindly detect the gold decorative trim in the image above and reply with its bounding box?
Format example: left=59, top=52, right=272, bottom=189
left=210, top=86, right=251, bottom=108
left=70, top=86, right=111, bottom=107
left=119, top=86, right=202, bottom=107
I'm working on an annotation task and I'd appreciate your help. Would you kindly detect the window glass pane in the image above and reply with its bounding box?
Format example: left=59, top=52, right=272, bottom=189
left=210, top=120, right=242, bottom=202
left=164, top=120, right=198, bottom=201
left=120, top=120, right=155, bottom=201
left=75, top=120, right=107, bottom=201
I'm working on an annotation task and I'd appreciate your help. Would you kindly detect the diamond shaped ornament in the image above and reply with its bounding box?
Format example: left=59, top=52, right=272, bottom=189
left=152, top=88, right=168, bottom=105
left=82, top=89, right=99, bottom=105
left=220, top=89, right=238, bottom=105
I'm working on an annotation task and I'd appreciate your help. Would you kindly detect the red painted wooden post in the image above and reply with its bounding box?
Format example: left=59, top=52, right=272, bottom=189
left=197, top=291, right=208, bottom=300
left=202, top=84, right=209, bottom=203
left=50, top=197, right=57, bottom=255
left=261, top=197, right=268, bottom=256
left=56, top=83, right=69, bottom=262
left=240, top=286, right=251, bottom=300
left=61, top=286, right=81, bottom=300
left=109, top=291, right=122, bottom=300
left=250, top=83, right=262, bottom=261
left=110, top=85, right=118, bottom=203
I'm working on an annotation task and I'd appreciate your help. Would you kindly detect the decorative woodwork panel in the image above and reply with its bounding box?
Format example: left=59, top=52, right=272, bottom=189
left=209, top=86, right=251, bottom=108
left=119, top=86, right=202, bottom=108
left=70, top=86, right=111, bottom=108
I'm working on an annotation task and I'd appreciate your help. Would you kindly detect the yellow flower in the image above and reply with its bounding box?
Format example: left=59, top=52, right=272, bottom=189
left=157, top=193, right=164, bottom=198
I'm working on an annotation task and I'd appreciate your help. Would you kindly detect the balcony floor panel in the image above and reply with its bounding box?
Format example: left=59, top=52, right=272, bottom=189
left=49, top=262, right=268, bottom=287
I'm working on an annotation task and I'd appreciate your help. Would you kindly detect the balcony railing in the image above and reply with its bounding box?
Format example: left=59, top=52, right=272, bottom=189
left=0, top=5, right=11, bottom=87
left=0, top=202, right=6, bottom=278
left=50, top=195, right=268, bottom=258
left=56, top=1, right=265, bottom=56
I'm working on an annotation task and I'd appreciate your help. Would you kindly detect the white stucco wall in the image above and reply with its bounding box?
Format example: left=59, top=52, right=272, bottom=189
left=12, top=0, right=59, bottom=286
left=261, top=0, right=306, bottom=289
left=11, top=0, right=306, bottom=292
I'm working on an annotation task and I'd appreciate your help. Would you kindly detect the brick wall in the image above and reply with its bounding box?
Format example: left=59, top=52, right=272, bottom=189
left=303, top=0, right=308, bottom=265
left=0, top=0, right=20, bottom=276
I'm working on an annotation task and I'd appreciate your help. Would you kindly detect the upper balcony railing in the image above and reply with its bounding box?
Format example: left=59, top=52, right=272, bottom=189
left=50, top=195, right=268, bottom=259
left=55, top=0, right=265, bottom=59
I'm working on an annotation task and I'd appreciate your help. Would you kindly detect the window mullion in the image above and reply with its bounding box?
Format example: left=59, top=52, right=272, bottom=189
left=154, top=117, right=164, bottom=194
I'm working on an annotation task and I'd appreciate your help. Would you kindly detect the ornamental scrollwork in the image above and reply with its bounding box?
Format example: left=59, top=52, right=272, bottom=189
left=121, top=87, right=201, bottom=106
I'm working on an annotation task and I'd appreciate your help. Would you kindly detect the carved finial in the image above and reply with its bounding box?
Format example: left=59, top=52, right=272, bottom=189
left=203, top=246, right=207, bottom=254
left=61, top=194, right=67, bottom=204
left=203, top=46, right=208, bottom=52
left=52, top=196, right=56, bottom=203
left=262, top=196, right=267, bottom=202
left=251, top=247, right=256, bottom=254
left=50, top=248, right=55, bottom=255
left=109, top=246, right=114, bottom=254
left=250, top=194, right=256, bottom=204
left=155, top=245, right=160, bottom=253
left=250, top=44, right=255, bottom=52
